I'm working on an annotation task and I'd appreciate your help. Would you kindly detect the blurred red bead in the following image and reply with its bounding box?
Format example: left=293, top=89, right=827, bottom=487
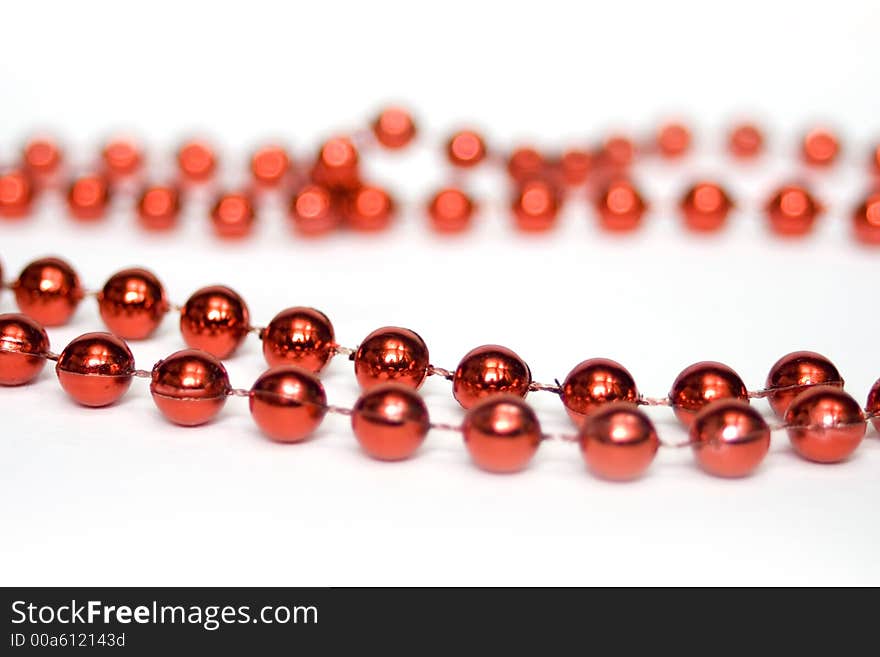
left=679, top=182, right=734, bottom=232
left=262, top=306, right=335, bottom=372
left=66, top=174, right=111, bottom=220
left=599, top=135, right=635, bottom=169
left=427, top=187, right=475, bottom=233
left=561, top=358, right=639, bottom=427
left=177, top=140, right=216, bottom=182
left=728, top=122, right=764, bottom=159
left=22, top=137, right=63, bottom=178
left=446, top=130, right=486, bottom=168
left=765, top=351, right=843, bottom=419
left=765, top=185, right=822, bottom=236
left=853, top=191, right=880, bottom=245
left=657, top=122, right=691, bottom=158
left=872, top=144, right=880, bottom=176
left=311, top=137, right=360, bottom=191
left=150, top=349, right=230, bottom=426
left=785, top=386, right=865, bottom=463
left=463, top=395, right=541, bottom=473
left=0, top=313, right=50, bottom=385
left=452, top=345, right=531, bottom=410
left=352, top=383, right=430, bottom=461
left=689, top=399, right=770, bottom=477
left=669, top=361, right=749, bottom=427
left=594, top=179, right=646, bottom=231
left=866, top=379, right=880, bottom=433
left=101, top=138, right=143, bottom=178
left=354, top=327, right=430, bottom=391
left=557, top=149, right=592, bottom=186
left=250, top=144, right=291, bottom=186
left=802, top=128, right=840, bottom=167
left=344, top=185, right=395, bottom=232
left=211, top=191, right=255, bottom=239
left=56, top=332, right=134, bottom=407
left=0, top=169, right=34, bottom=219
left=579, top=403, right=658, bottom=481
left=98, top=268, right=169, bottom=340
left=180, top=285, right=250, bottom=359
left=511, top=179, right=560, bottom=232
left=136, top=184, right=181, bottom=231
left=288, top=184, right=339, bottom=236
left=14, top=257, right=83, bottom=326
left=249, top=365, right=327, bottom=443
left=372, top=107, right=417, bottom=149
left=507, top=147, right=547, bottom=183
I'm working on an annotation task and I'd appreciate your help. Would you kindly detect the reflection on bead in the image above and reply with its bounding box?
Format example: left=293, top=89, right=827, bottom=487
left=463, top=395, right=541, bottom=473
left=866, top=379, right=880, bottom=433
left=669, top=361, right=748, bottom=427
left=98, top=268, right=169, bottom=339
left=101, top=138, right=143, bottom=178
left=679, top=182, right=733, bottom=232
left=0, top=170, right=35, bottom=219
left=150, top=349, right=230, bottom=426
left=354, top=327, right=429, bottom=390
left=452, top=344, right=531, bottom=409
left=802, top=128, right=840, bottom=167
left=0, top=313, right=50, bottom=385
left=180, top=286, right=250, bottom=359
left=507, top=147, right=547, bottom=183
left=557, top=149, right=592, bottom=186
left=765, top=185, right=822, bottom=236
left=372, top=107, right=417, bottom=149
left=344, top=185, right=395, bottom=232
left=23, top=138, right=63, bottom=178
left=446, top=130, right=486, bottom=168
left=511, top=179, right=560, bottom=232
left=56, top=332, right=134, bottom=407
left=66, top=174, right=111, bottom=221
left=728, top=123, right=763, bottom=159
left=249, top=365, right=327, bottom=443
left=853, top=192, right=880, bottom=245
left=427, top=187, right=475, bottom=233
left=579, top=403, right=658, bottom=481
left=689, top=400, right=770, bottom=477
left=657, top=122, right=691, bottom=158
left=250, top=145, right=290, bottom=186
left=262, top=307, right=335, bottom=372
left=311, top=137, right=360, bottom=191
left=785, top=386, right=865, bottom=463
left=289, top=185, right=340, bottom=236
left=137, top=184, right=181, bottom=231
left=177, top=140, right=216, bottom=182
left=211, top=192, right=256, bottom=239
left=595, top=179, right=646, bottom=231
left=561, top=358, right=638, bottom=427
left=352, top=383, right=429, bottom=460
left=765, top=351, right=843, bottom=418
left=14, top=257, right=83, bottom=326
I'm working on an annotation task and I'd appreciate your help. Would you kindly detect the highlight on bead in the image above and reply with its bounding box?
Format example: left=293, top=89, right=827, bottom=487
left=177, top=139, right=217, bottom=182
left=679, top=182, right=733, bottom=232
left=98, top=268, right=170, bottom=340
left=351, top=383, right=430, bottom=461
left=354, top=327, right=430, bottom=391
left=311, top=137, right=360, bottom=191
left=0, top=169, right=35, bottom=219
left=289, top=184, right=340, bottom=236
left=446, top=130, right=486, bottom=168
left=785, top=386, right=865, bottom=463
left=462, top=394, right=541, bottom=473
left=511, top=179, right=560, bottom=232
left=853, top=191, right=880, bottom=245
left=249, top=365, right=327, bottom=443
left=765, top=351, right=843, bottom=419
left=137, top=184, right=181, bottom=231
left=689, top=399, right=770, bottom=478
left=210, top=191, right=256, bottom=239
left=452, top=344, right=531, bottom=410
left=765, top=184, right=822, bottom=236
left=22, top=137, right=63, bottom=178
left=0, top=313, right=50, bottom=385
left=656, top=122, right=691, bottom=158
left=561, top=358, right=639, bottom=427
left=801, top=128, right=840, bottom=167
left=261, top=307, right=336, bottom=372
left=669, top=361, right=748, bottom=427
left=14, top=256, right=84, bottom=327
left=372, top=107, right=417, bottom=149
left=180, top=285, right=251, bottom=359
left=343, top=185, right=395, bottom=232
left=55, top=332, right=134, bottom=407
left=427, top=187, right=475, bottom=234
left=150, top=349, right=231, bottom=426
left=250, top=144, right=291, bottom=187
left=101, top=138, right=143, bottom=178
left=66, top=173, right=111, bottom=221
left=594, top=179, right=646, bottom=231
left=579, top=403, right=658, bottom=481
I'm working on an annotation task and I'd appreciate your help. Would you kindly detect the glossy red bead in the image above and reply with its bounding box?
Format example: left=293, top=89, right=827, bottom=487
left=669, top=361, right=749, bottom=427
left=0, top=170, right=35, bottom=219
left=511, top=179, right=560, bottom=232
left=150, top=349, right=230, bottom=426
left=211, top=192, right=256, bottom=239
left=785, top=386, right=865, bottom=463
left=137, top=184, right=181, bottom=231
left=289, top=185, right=340, bottom=236
left=354, top=327, right=430, bottom=390
left=765, top=351, right=843, bottom=419
left=352, top=383, right=430, bottom=460
left=427, top=187, right=475, bottom=234
left=0, top=313, right=50, bottom=385
left=595, top=179, right=646, bottom=231
left=372, top=107, right=417, bottom=149
left=446, top=130, right=486, bottom=168
left=311, top=137, right=360, bottom=191
left=557, top=149, right=592, bottom=186
left=177, top=140, right=216, bottom=182
left=250, top=144, right=291, bottom=186
left=56, top=332, right=134, bottom=407
left=14, top=257, right=83, bottom=326
left=579, top=403, right=659, bottom=481
left=853, top=191, right=880, bottom=245
left=866, top=379, right=880, bottom=433
left=262, top=307, right=335, bottom=372
left=561, top=358, right=639, bottom=427
left=101, top=138, right=143, bottom=178
left=180, top=286, right=250, bottom=359
left=22, top=138, right=63, bottom=178
left=871, top=144, right=880, bottom=177
left=98, top=268, right=169, bottom=339
left=343, top=185, right=395, bottom=232
left=452, top=345, right=531, bottom=410
left=656, top=122, right=691, bottom=158
left=802, top=128, right=840, bottom=167
left=463, top=395, right=541, bottom=473
left=728, top=123, right=764, bottom=159
left=599, top=135, right=635, bottom=169
left=66, top=174, right=111, bottom=220
left=249, top=365, right=327, bottom=443
left=507, top=147, right=547, bottom=183
left=679, top=182, right=734, bottom=232
left=765, top=185, right=822, bottom=236
left=689, top=399, right=771, bottom=477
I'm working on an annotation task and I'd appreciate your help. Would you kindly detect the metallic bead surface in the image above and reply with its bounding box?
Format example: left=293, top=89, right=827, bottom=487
left=351, top=383, right=430, bottom=460
left=679, top=181, right=733, bottom=232
left=595, top=179, right=646, bottom=231
left=311, top=137, right=360, bottom=191
left=765, top=351, right=843, bottom=419
left=579, top=402, right=658, bottom=481
left=656, top=122, right=691, bottom=158
left=101, top=138, right=143, bottom=178
left=14, top=257, right=83, bottom=326
left=56, top=332, right=134, bottom=407
left=211, top=191, right=255, bottom=239
left=344, top=185, right=394, bottom=232
left=561, top=358, right=638, bottom=427
left=669, top=361, right=749, bottom=427
left=262, top=306, right=335, bottom=372
left=452, top=344, right=531, bottom=409
left=689, top=399, right=770, bottom=477
left=354, top=327, right=429, bottom=390
left=866, top=378, right=880, bottom=433
left=66, top=174, right=111, bottom=221
left=427, top=187, right=475, bottom=233
left=802, top=128, right=840, bottom=167
left=150, top=349, right=230, bottom=426
left=289, top=185, right=340, bottom=236
left=23, top=138, right=63, bottom=178
left=98, top=268, right=169, bottom=339
left=785, top=386, right=865, bottom=463
left=511, top=179, right=560, bottom=232
left=177, top=140, right=216, bottom=182
left=446, top=130, right=486, bottom=168
left=853, top=191, right=880, bottom=245
left=462, top=395, right=541, bottom=473
left=250, top=144, right=291, bottom=186
left=372, top=107, right=417, bottom=149
left=0, top=313, right=50, bottom=385
left=180, top=285, right=250, bottom=359
left=249, top=365, right=327, bottom=443
left=727, top=122, right=763, bottom=159
left=765, top=185, right=822, bottom=236
left=0, top=169, right=35, bottom=219
left=137, top=184, right=181, bottom=231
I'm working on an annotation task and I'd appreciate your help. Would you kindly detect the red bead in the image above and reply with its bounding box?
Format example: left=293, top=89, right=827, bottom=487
left=728, top=123, right=764, bottom=159
left=98, top=268, right=169, bottom=340
left=765, top=185, right=822, bottom=236
left=595, top=179, right=646, bottom=231
left=0, top=313, right=50, bottom=385
left=0, top=170, right=35, bottom=219
left=101, top=138, right=143, bottom=178
left=427, top=187, right=475, bottom=234
left=354, top=327, right=430, bottom=390
left=210, top=191, right=256, bottom=239
left=462, top=395, right=541, bottom=473
left=872, top=144, right=880, bottom=177
left=311, top=137, right=360, bottom=191
left=689, top=399, right=771, bottom=477
left=561, top=358, right=638, bottom=427
left=150, top=349, right=230, bottom=426
left=599, top=135, right=635, bottom=169
left=177, top=140, right=216, bottom=182
left=372, top=107, right=417, bottom=149
left=669, top=361, right=749, bottom=427
left=557, top=149, right=592, bottom=186
left=352, top=383, right=430, bottom=461
left=679, top=182, right=734, bottom=232
left=22, top=138, right=63, bottom=178
left=579, top=403, right=658, bottom=481
left=262, top=307, right=335, bottom=372
left=446, top=130, right=486, bottom=168
left=250, top=144, right=291, bottom=187
left=180, top=286, right=250, bottom=359
left=452, top=345, right=531, bottom=410
left=785, top=386, right=865, bottom=463
left=56, top=332, right=134, bottom=407
left=66, top=174, right=111, bottom=220
left=765, top=351, right=843, bottom=419
left=343, top=185, right=395, bottom=232
left=137, top=184, right=181, bottom=231
left=866, top=378, right=880, bottom=433
left=249, top=365, right=327, bottom=443
left=507, top=147, right=547, bottom=183
left=656, top=122, right=691, bottom=158
left=511, top=179, right=560, bottom=232
left=289, top=185, right=340, bottom=236
left=802, top=128, right=840, bottom=167
left=853, top=191, right=880, bottom=245
left=14, top=257, right=83, bottom=326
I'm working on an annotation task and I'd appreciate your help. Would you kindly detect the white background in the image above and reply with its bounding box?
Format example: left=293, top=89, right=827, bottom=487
left=1, top=0, right=878, bottom=585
